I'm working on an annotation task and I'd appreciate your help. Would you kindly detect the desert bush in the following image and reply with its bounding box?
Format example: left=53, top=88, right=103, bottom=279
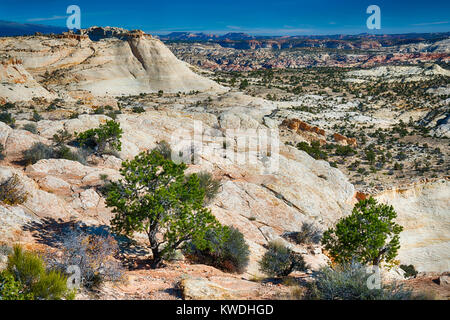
left=132, top=106, right=145, bottom=113
left=22, top=123, right=38, bottom=134
left=0, top=112, right=15, bottom=127
left=306, top=263, right=416, bottom=300
left=22, top=141, right=86, bottom=165
left=45, top=228, right=124, bottom=289
left=0, top=143, right=4, bottom=160
left=76, top=120, right=123, bottom=155
left=52, top=129, right=73, bottom=147
left=187, top=226, right=250, bottom=273
left=0, top=174, right=28, bottom=205
left=31, top=111, right=42, bottom=122
left=1, top=102, right=15, bottom=110
left=283, top=222, right=323, bottom=245
left=193, top=171, right=221, bottom=204
left=22, top=142, right=54, bottom=164
left=54, top=146, right=87, bottom=164
left=400, top=264, right=418, bottom=279
left=259, top=241, right=308, bottom=277
left=152, top=140, right=172, bottom=160
left=3, top=245, right=73, bottom=300
left=322, top=197, right=403, bottom=266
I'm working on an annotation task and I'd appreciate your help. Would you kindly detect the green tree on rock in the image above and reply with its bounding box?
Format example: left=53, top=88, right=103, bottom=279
left=321, top=197, right=403, bottom=266
left=76, top=120, right=123, bottom=154
left=106, top=150, right=222, bottom=268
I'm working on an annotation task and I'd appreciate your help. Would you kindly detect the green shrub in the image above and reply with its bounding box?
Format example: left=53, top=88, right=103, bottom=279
left=54, top=146, right=87, bottom=164
left=0, top=271, right=33, bottom=300
left=194, top=171, right=221, bottom=204
left=322, top=197, right=403, bottom=266
left=0, top=174, right=28, bottom=205
left=187, top=226, right=250, bottom=273
left=22, top=142, right=86, bottom=164
left=76, top=120, right=123, bottom=154
left=152, top=140, right=172, bottom=160
left=0, top=143, right=5, bottom=160
left=259, top=241, right=308, bottom=277
left=284, top=222, right=322, bottom=245
left=0, top=112, right=15, bottom=127
left=1, top=102, right=15, bottom=110
left=4, top=245, right=73, bottom=300
left=22, top=142, right=54, bottom=164
left=22, top=123, right=38, bottom=134
left=31, top=111, right=43, bottom=122
left=52, top=129, right=73, bottom=147
left=30, top=269, right=71, bottom=300
left=400, top=264, right=418, bottom=279
left=306, top=263, right=416, bottom=300
left=132, top=106, right=145, bottom=113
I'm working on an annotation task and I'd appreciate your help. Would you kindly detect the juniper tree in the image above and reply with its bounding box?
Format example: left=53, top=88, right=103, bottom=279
left=321, top=197, right=403, bottom=266
left=106, top=150, right=222, bottom=268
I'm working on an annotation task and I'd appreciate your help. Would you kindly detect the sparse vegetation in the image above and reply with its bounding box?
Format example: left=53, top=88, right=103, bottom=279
left=0, top=173, right=28, bottom=205
left=22, top=142, right=54, bottom=164
left=305, top=262, right=418, bottom=300
left=400, top=264, right=418, bottom=279
left=187, top=226, right=250, bottom=273
left=22, top=123, right=37, bottom=134
left=259, top=241, right=308, bottom=277
left=193, top=171, right=221, bottom=204
left=22, top=142, right=86, bottom=164
left=45, top=228, right=123, bottom=289
left=0, top=143, right=5, bottom=160
left=1, top=245, right=74, bottom=300
left=0, top=112, right=15, bottom=127
left=152, top=140, right=172, bottom=160
left=283, top=222, right=323, bottom=245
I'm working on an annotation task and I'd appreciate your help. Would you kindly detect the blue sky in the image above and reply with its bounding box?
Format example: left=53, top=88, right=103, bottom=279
left=0, top=0, right=449, bottom=35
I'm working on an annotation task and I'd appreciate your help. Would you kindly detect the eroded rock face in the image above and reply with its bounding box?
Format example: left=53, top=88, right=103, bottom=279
left=375, top=179, right=450, bottom=273
left=0, top=35, right=226, bottom=101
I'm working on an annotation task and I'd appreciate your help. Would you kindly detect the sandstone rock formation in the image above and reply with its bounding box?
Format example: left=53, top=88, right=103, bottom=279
left=0, top=33, right=226, bottom=101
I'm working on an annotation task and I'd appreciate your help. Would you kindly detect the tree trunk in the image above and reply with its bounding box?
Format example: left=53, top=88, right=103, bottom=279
left=150, top=249, right=162, bottom=269
left=148, top=230, right=162, bottom=269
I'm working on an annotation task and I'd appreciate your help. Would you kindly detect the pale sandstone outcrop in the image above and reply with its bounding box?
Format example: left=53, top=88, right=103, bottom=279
left=375, top=179, right=450, bottom=273
left=180, top=277, right=261, bottom=300
left=0, top=36, right=226, bottom=101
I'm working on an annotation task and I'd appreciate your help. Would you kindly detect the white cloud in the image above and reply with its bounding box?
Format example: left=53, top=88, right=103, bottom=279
left=27, top=15, right=67, bottom=22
